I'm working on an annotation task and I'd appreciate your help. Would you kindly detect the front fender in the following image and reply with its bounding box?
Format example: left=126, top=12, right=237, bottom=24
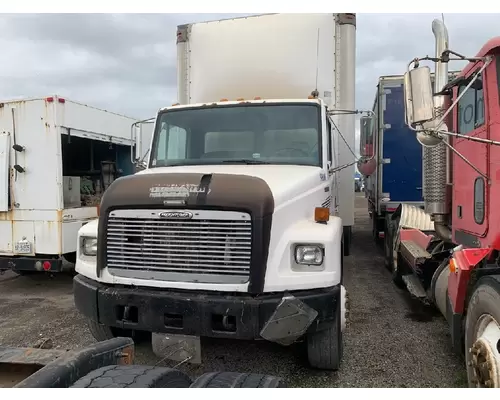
left=264, top=216, right=343, bottom=292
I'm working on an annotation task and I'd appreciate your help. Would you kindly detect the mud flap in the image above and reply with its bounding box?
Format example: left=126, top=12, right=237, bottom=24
left=259, top=295, right=319, bottom=346
left=151, top=333, right=202, bottom=365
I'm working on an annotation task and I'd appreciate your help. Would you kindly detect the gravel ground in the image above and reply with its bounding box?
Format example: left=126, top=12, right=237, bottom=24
left=0, top=194, right=466, bottom=387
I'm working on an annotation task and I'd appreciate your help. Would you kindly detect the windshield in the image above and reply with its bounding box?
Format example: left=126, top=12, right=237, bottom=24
left=149, top=103, right=322, bottom=168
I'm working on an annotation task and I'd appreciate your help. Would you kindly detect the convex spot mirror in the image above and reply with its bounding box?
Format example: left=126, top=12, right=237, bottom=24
left=359, top=116, right=373, bottom=157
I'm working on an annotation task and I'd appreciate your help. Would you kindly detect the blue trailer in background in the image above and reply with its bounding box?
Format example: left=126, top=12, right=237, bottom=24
left=359, top=73, right=458, bottom=246
left=363, top=75, right=424, bottom=244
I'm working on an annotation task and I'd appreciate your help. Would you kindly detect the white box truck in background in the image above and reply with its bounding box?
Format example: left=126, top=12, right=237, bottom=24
left=0, top=95, right=144, bottom=274
left=74, top=13, right=357, bottom=370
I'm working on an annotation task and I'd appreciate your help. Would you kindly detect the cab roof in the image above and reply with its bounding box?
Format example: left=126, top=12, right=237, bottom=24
left=159, top=98, right=324, bottom=113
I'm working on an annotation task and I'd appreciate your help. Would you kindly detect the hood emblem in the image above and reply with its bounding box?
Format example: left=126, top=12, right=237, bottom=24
left=158, top=211, right=193, bottom=219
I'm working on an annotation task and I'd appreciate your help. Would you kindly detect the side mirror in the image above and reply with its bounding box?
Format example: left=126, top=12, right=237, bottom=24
left=403, top=66, right=435, bottom=128
left=130, top=117, right=155, bottom=166
left=359, top=116, right=373, bottom=157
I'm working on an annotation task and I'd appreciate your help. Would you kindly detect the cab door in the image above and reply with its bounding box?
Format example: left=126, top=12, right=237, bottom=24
left=453, top=65, right=489, bottom=239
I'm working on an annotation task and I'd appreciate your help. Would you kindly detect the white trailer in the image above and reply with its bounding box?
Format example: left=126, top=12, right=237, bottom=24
left=0, top=95, right=143, bottom=273
left=74, top=13, right=357, bottom=370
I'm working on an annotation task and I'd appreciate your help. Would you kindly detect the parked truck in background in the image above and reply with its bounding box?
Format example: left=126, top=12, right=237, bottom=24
left=0, top=96, right=147, bottom=275
left=73, top=13, right=357, bottom=370
left=382, top=19, right=500, bottom=387
left=358, top=73, right=459, bottom=249
left=354, top=171, right=362, bottom=192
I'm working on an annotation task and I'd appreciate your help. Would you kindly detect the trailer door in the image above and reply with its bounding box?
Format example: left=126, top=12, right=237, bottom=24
left=381, top=84, right=423, bottom=204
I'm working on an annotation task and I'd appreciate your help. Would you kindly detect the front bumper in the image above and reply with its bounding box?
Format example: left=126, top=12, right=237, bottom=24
left=74, top=274, right=340, bottom=340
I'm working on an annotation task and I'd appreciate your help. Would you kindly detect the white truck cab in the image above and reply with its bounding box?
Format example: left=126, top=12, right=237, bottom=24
left=74, top=13, right=356, bottom=370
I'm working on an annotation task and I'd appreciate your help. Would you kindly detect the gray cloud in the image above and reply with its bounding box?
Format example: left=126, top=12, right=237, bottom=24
left=0, top=13, right=496, bottom=149
left=0, top=13, right=249, bottom=118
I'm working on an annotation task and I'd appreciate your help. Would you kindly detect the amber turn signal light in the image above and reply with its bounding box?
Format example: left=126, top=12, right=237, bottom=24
left=314, top=207, right=330, bottom=223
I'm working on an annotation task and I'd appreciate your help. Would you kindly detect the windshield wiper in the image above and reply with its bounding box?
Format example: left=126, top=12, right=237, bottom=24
left=221, top=159, right=271, bottom=165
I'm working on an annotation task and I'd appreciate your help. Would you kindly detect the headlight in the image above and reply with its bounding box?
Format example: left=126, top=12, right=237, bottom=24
left=294, top=245, right=323, bottom=266
left=82, top=237, right=98, bottom=256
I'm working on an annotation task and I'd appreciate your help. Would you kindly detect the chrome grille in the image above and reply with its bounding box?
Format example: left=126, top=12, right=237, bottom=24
left=105, top=209, right=252, bottom=284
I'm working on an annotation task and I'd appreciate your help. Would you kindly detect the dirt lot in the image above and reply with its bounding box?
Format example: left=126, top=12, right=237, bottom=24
left=0, top=194, right=466, bottom=387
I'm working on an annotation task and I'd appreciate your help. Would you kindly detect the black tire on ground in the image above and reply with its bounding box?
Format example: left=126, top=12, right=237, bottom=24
left=189, top=372, right=286, bottom=388
left=391, top=250, right=405, bottom=288
left=71, top=365, right=192, bottom=388
left=387, top=214, right=405, bottom=288
left=87, top=319, right=116, bottom=342
left=343, top=226, right=352, bottom=257
left=306, top=306, right=342, bottom=370
left=464, top=276, right=500, bottom=388
left=372, top=213, right=383, bottom=247
left=383, top=214, right=393, bottom=271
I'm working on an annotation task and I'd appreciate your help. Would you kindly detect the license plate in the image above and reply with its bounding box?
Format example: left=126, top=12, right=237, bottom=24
left=15, top=241, right=32, bottom=254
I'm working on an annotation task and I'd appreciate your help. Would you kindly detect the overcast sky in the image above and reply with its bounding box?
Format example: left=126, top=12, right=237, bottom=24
left=0, top=13, right=497, bottom=151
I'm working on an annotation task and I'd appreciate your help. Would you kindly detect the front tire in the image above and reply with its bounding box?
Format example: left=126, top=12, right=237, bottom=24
left=86, top=319, right=149, bottom=344
left=306, top=307, right=343, bottom=370
left=386, top=214, right=404, bottom=288
left=464, top=276, right=500, bottom=388
left=87, top=319, right=116, bottom=342
left=383, top=214, right=392, bottom=271
left=343, top=226, right=352, bottom=257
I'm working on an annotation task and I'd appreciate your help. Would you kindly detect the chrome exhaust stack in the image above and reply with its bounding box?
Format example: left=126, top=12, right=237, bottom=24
left=424, top=19, right=452, bottom=241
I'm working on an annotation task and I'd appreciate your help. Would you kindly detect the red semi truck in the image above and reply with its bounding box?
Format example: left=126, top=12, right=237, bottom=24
left=380, top=19, right=500, bottom=388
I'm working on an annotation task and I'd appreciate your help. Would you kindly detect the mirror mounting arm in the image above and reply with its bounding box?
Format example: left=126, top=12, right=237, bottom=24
left=432, top=57, right=491, bottom=132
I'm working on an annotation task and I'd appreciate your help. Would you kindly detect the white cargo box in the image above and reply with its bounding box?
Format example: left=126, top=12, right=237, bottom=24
left=177, top=13, right=337, bottom=106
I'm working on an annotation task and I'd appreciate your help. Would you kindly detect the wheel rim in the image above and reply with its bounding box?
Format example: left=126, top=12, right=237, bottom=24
left=468, top=313, right=500, bottom=388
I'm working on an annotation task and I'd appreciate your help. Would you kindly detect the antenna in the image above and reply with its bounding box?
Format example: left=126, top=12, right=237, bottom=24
left=441, top=13, right=445, bottom=24
left=310, top=28, right=320, bottom=99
